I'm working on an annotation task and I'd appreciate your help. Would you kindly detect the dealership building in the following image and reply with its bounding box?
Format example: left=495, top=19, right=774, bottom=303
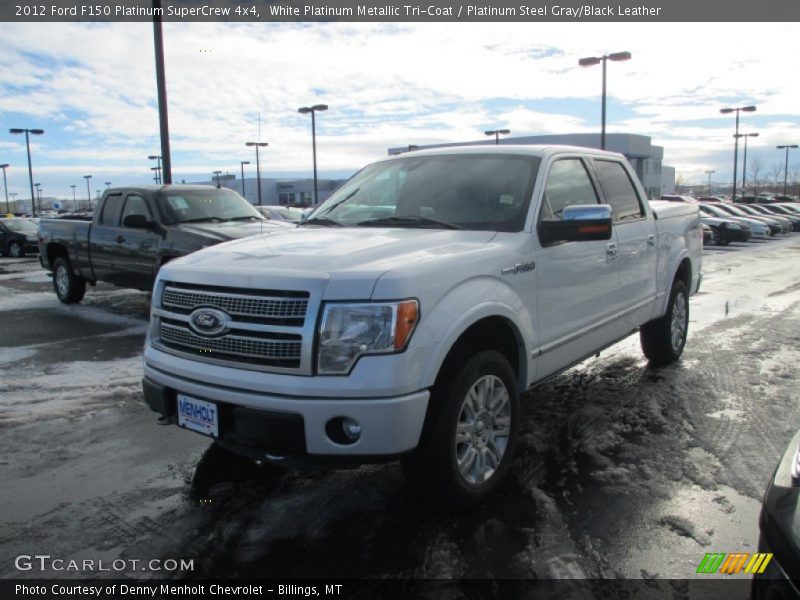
left=388, top=133, right=675, bottom=199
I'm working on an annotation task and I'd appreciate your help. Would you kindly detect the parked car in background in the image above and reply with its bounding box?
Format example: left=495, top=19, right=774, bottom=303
left=698, top=196, right=730, bottom=203
left=38, top=185, right=292, bottom=303
left=0, top=217, right=39, bottom=257
left=256, top=205, right=304, bottom=223
left=754, top=428, right=800, bottom=599
left=698, top=203, right=771, bottom=239
left=700, top=216, right=751, bottom=245
left=746, top=204, right=800, bottom=232
left=709, top=202, right=789, bottom=235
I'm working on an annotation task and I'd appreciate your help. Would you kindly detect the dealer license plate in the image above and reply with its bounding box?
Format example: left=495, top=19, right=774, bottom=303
left=177, top=394, right=219, bottom=438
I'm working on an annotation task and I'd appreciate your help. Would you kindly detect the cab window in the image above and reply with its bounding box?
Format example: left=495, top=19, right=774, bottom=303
left=593, top=160, right=644, bottom=221
left=539, top=158, right=599, bottom=221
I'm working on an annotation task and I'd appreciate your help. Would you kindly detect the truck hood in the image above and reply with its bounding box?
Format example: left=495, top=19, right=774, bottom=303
left=161, top=227, right=497, bottom=299
left=172, top=219, right=292, bottom=242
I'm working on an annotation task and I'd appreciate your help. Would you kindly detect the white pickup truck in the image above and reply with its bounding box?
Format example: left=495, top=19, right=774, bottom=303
left=142, top=145, right=702, bottom=507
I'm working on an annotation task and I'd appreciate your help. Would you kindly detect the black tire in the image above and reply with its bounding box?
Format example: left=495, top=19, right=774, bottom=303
left=52, top=256, right=87, bottom=304
left=402, top=349, right=519, bottom=509
left=640, top=279, right=689, bottom=366
left=8, top=241, right=24, bottom=258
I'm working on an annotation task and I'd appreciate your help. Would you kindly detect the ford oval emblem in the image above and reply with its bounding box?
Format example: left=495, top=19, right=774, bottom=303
left=188, top=308, right=229, bottom=336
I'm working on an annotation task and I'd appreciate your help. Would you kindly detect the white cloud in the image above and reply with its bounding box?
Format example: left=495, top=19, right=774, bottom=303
left=0, top=21, right=799, bottom=193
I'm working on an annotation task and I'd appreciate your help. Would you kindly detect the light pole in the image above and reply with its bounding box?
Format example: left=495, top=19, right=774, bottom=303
left=105, top=181, right=111, bottom=189
left=298, top=104, right=328, bottom=205
left=720, top=105, right=756, bottom=202
left=213, top=170, right=222, bottom=189
left=484, top=129, right=510, bottom=145
left=70, top=184, right=77, bottom=211
left=9, top=127, right=44, bottom=218
left=240, top=160, right=250, bottom=200
left=148, top=155, right=162, bottom=184
left=705, top=170, right=715, bottom=196
left=83, top=175, right=92, bottom=210
left=245, top=142, right=269, bottom=207
left=734, top=133, right=758, bottom=193
left=0, top=163, right=9, bottom=214
left=578, top=51, right=631, bottom=150
left=777, top=145, right=799, bottom=196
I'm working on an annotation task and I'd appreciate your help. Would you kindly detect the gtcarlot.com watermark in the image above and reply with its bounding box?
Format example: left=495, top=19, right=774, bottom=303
left=14, top=554, right=194, bottom=574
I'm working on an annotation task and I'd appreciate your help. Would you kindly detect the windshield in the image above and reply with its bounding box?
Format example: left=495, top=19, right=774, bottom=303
left=309, top=154, right=540, bottom=232
left=159, top=189, right=264, bottom=224
left=3, top=218, right=38, bottom=234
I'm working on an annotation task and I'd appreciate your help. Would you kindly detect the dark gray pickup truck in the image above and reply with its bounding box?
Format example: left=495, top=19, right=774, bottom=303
left=39, top=184, right=291, bottom=303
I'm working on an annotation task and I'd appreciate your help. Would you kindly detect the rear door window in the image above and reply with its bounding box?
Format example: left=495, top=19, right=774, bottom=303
left=593, top=160, right=644, bottom=221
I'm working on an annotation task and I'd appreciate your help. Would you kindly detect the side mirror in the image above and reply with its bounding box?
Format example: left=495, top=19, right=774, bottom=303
left=123, top=214, right=151, bottom=229
left=539, top=204, right=613, bottom=245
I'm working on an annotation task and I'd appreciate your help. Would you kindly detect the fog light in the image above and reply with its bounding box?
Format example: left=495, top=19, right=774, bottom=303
left=325, top=417, right=362, bottom=445
left=342, top=418, right=362, bottom=442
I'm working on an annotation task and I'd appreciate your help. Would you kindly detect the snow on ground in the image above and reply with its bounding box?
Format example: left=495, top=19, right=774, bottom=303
left=1, top=238, right=800, bottom=582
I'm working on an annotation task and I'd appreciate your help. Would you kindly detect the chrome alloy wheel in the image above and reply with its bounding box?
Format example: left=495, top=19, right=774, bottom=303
left=670, top=291, right=688, bottom=353
left=55, top=263, right=70, bottom=297
left=454, top=374, right=511, bottom=486
left=9, top=242, right=22, bottom=258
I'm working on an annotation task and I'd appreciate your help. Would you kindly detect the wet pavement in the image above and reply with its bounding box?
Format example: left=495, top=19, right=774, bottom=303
left=1, top=237, right=799, bottom=583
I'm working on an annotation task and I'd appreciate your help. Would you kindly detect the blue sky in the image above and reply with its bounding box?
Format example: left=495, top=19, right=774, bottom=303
left=1, top=21, right=799, bottom=203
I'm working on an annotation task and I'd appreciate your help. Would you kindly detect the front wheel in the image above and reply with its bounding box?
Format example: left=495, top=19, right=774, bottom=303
left=52, top=256, right=87, bottom=304
left=9, top=241, right=24, bottom=258
left=640, top=279, right=689, bottom=366
left=402, top=350, right=518, bottom=509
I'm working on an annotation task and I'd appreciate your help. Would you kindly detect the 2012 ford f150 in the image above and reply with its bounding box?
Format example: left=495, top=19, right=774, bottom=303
left=142, top=146, right=702, bottom=507
left=38, top=185, right=290, bottom=302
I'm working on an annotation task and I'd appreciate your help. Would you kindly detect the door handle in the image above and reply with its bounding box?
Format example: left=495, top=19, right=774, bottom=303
left=647, top=235, right=656, bottom=246
left=606, top=242, right=618, bottom=258
left=116, top=236, right=125, bottom=244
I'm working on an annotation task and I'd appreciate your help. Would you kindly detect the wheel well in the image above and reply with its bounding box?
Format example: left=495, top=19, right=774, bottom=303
left=434, top=316, right=525, bottom=392
left=674, top=257, right=692, bottom=289
left=46, top=243, right=68, bottom=267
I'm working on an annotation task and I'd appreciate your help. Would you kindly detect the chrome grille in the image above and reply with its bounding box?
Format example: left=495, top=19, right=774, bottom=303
left=160, top=322, right=301, bottom=365
left=162, top=286, right=308, bottom=321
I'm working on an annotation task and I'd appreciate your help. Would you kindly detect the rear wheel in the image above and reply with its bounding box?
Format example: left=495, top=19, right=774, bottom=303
left=52, top=256, right=86, bottom=304
left=402, top=350, right=518, bottom=509
left=640, top=279, right=689, bottom=366
left=708, top=227, right=721, bottom=246
left=9, top=241, right=24, bottom=258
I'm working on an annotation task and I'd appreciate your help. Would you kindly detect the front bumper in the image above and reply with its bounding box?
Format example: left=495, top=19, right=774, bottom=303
left=142, top=364, right=429, bottom=459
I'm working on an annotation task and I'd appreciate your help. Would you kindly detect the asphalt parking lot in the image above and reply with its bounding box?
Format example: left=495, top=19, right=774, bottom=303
left=1, top=237, right=800, bottom=585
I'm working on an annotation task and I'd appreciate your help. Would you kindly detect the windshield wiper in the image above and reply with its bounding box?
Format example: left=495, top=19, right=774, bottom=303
left=229, top=216, right=264, bottom=221
left=357, top=216, right=462, bottom=230
left=299, top=216, right=343, bottom=227
left=179, top=217, right=224, bottom=223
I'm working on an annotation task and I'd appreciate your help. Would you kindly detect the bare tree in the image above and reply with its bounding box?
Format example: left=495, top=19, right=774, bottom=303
left=674, top=173, right=687, bottom=193
left=748, top=157, right=764, bottom=195
left=768, top=161, right=786, bottom=194
left=790, top=162, right=800, bottom=197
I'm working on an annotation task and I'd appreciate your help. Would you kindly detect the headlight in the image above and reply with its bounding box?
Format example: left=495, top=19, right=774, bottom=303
left=317, top=300, right=419, bottom=375
left=726, top=222, right=741, bottom=229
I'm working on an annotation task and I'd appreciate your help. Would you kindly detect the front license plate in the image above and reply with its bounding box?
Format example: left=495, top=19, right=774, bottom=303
left=177, top=394, right=219, bottom=438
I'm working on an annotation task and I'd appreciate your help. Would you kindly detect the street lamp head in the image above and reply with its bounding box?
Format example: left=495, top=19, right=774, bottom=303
left=498, top=129, right=511, bottom=135
left=0, top=163, right=8, bottom=169
left=147, top=155, right=161, bottom=160
left=578, top=56, right=601, bottom=67
left=298, top=107, right=312, bottom=114
left=720, top=108, right=734, bottom=114
left=245, top=141, right=269, bottom=147
left=741, top=106, right=756, bottom=113
left=312, top=104, right=328, bottom=112
left=776, top=144, right=799, bottom=149
left=608, top=51, right=632, bottom=61
left=9, top=128, right=24, bottom=134
left=241, top=160, right=250, bottom=165
left=30, top=129, right=44, bottom=135
left=83, top=175, right=91, bottom=180
left=750, top=133, right=760, bottom=138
